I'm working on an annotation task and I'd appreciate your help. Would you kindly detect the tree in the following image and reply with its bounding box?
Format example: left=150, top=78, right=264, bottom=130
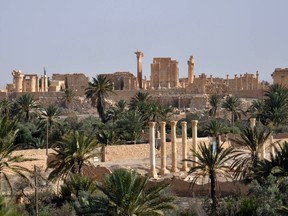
left=222, top=95, right=243, bottom=133
left=0, top=99, right=12, bottom=118
left=247, top=99, right=267, bottom=125
left=203, top=119, right=228, bottom=145
left=47, top=131, right=99, bottom=182
left=85, top=75, right=115, bottom=122
left=0, top=116, right=34, bottom=194
left=208, top=94, right=221, bottom=117
left=39, top=105, right=61, bottom=155
left=14, top=94, right=39, bottom=122
left=62, top=88, right=76, bottom=111
left=184, top=142, right=236, bottom=212
left=59, top=174, right=98, bottom=204
left=263, top=84, right=288, bottom=126
left=75, top=169, right=175, bottom=215
left=230, top=125, right=271, bottom=181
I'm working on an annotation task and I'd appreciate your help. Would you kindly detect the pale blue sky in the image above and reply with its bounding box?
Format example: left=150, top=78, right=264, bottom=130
left=1, top=0, right=288, bottom=89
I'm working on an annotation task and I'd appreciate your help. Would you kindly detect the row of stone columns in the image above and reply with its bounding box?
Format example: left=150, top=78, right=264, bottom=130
left=149, top=120, right=198, bottom=178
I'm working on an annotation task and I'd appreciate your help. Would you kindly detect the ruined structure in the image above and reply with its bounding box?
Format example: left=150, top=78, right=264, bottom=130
left=51, top=73, right=89, bottom=95
left=100, top=72, right=138, bottom=90
left=150, top=58, right=179, bottom=89
left=135, top=50, right=144, bottom=89
left=7, top=70, right=48, bottom=93
left=271, top=68, right=288, bottom=86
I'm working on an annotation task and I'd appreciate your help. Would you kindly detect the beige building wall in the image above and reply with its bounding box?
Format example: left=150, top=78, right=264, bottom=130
left=100, top=72, right=137, bottom=91
left=271, top=68, right=288, bottom=86
left=150, top=58, right=179, bottom=89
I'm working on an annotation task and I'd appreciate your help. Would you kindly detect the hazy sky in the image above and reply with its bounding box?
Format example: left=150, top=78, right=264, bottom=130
left=1, top=0, right=288, bottom=89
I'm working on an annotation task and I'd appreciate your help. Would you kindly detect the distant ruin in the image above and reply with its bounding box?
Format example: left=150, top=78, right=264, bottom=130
left=3, top=51, right=282, bottom=108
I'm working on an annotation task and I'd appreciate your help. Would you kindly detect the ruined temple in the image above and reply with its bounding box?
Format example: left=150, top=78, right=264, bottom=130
left=150, top=58, right=179, bottom=89
left=271, top=68, right=288, bottom=86
left=100, top=72, right=138, bottom=90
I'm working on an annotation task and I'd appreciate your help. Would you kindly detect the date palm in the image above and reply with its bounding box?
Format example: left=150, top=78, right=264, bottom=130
left=230, top=125, right=271, bottom=181
left=208, top=94, right=221, bottom=117
left=62, top=88, right=76, bottom=111
left=184, top=142, right=236, bottom=212
left=0, top=99, right=12, bottom=117
left=76, top=169, right=175, bottom=215
left=47, top=131, right=99, bottom=182
left=85, top=75, right=115, bottom=122
left=14, top=94, right=39, bottom=122
left=0, top=116, right=34, bottom=194
left=222, top=95, right=243, bottom=133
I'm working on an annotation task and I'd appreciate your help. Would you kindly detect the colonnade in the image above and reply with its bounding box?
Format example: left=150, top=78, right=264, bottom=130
left=148, top=118, right=275, bottom=178
left=149, top=120, right=198, bottom=178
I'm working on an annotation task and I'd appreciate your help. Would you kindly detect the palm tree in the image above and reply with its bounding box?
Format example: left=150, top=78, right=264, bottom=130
left=0, top=99, right=12, bottom=117
left=263, top=84, right=288, bottom=126
left=0, top=116, right=34, bottom=194
left=129, top=91, right=152, bottom=111
left=247, top=99, right=266, bottom=124
left=85, top=75, right=115, bottom=122
left=47, top=131, right=99, bottom=182
left=39, top=105, right=61, bottom=155
left=203, top=119, right=228, bottom=145
left=76, top=169, right=175, bottom=215
left=14, top=94, right=39, bottom=122
left=96, top=129, right=121, bottom=162
left=222, top=95, right=243, bottom=133
left=208, top=94, right=221, bottom=117
left=62, top=88, right=76, bottom=111
left=230, top=125, right=271, bottom=181
left=184, top=142, right=236, bottom=212
left=59, top=173, right=98, bottom=203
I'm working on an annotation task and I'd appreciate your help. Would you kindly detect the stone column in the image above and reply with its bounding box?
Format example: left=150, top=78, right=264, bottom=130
left=234, top=75, right=238, bottom=90
left=256, top=71, right=259, bottom=90
left=240, top=75, right=243, bottom=90
left=171, top=121, right=178, bottom=172
left=270, top=135, right=275, bottom=159
left=192, top=120, right=198, bottom=167
left=149, top=122, right=157, bottom=178
left=135, top=50, right=144, bottom=89
left=250, top=118, right=256, bottom=128
left=22, top=77, right=27, bottom=92
left=187, top=56, right=194, bottom=84
left=226, top=74, right=229, bottom=86
left=31, top=76, right=36, bottom=92
left=44, top=75, right=48, bottom=92
left=159, top=122, right=169, bottom=175
left=181, top=121, right=188, bottom=171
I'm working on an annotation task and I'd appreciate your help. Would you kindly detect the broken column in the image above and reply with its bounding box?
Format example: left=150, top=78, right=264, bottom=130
left=181, top=121, right=188, bottom=171
left=192, top=120, right=198, bottom=167
left=250, top=118, right=256, bottom=128
left=149, top=122, right=157, bottom=178
left=171, top=121, right=178, bottom=172
left=159, top=121, right=169, bottom=175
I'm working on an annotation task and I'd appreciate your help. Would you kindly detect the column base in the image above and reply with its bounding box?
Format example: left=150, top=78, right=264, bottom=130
left=149, top=169, right=158, bottom=178
left=180, top=166, right=189, bottom=172
left=159, top=168, right=170, bottom=175
left=171, top=167, right=179, bottom=173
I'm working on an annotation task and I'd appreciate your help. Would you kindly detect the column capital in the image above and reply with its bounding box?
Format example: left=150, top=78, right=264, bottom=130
left=160, top=121, right=166, bottom=127
left=170, top=121, right=177, bottom=127
left=149, top=122, right=156, bottom=128
left=181, top=121, right=187, bottom=127
left=191, top=120, right=198, bottom=126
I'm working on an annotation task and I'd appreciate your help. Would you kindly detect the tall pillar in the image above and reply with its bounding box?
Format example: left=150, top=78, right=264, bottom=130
left=226, top=74, right=229, bottom=86
left=187, top=56, right=194, bottom=84
left=159, top=122, right=169, bottom=175
left=256, top=71, right=259, bottom=89
left=250, top=118, right=256, bottom=128
left=270, top=135, right=275, bottom=159
left=181, top=121, right=188, bottom=171
left=22, top=77, right=27, bottom=92
left=31, top=76, right=36, bottom=92
left=135, top=50, right=144, bottom=89
left=234, top=75, right=238, bottom=90
left=191, top=120, right=198, bottom=167
left=44, top=75, right=48, bottom=92
left=170, top=121, right=178, bottom=172
left=149, top=122, right=157, bottom=178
